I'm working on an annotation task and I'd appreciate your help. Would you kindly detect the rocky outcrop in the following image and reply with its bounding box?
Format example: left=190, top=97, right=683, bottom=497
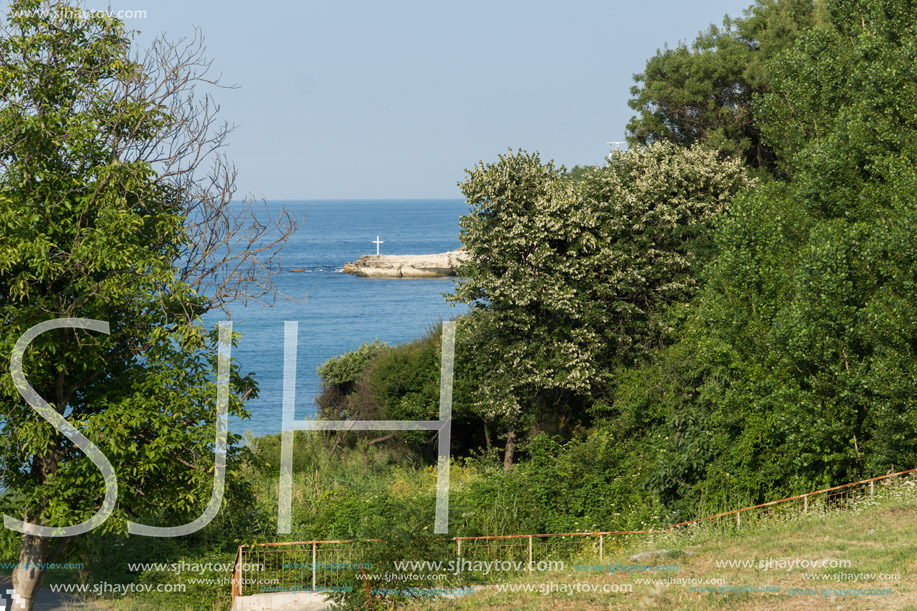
left=342, top=249, right=469, bottom=278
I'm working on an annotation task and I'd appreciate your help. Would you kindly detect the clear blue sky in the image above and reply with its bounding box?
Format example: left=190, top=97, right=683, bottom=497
left=85, top=1, right=752, bottom=198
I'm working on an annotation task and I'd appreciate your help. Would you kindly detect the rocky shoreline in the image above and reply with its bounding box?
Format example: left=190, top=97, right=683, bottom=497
left=341, top=249, right=469, bottom=278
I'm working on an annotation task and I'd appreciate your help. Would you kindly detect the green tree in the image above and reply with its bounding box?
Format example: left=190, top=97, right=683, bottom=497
left=0, top=2, right=297, bottom=607
left=450, top=144, right=752, bottom=469
left=626, top=0, right=825, bottom=172
left=316, top=339, right=390, bottom=431
left=629, top=0, right=917, bottom=515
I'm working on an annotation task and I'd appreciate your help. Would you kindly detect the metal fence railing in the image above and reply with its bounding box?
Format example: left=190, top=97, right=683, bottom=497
left=667, top=467, right=917, bottom=533
left=231, top=539, right=377, bottom=598
left=231, top=466, right=917, bottom=603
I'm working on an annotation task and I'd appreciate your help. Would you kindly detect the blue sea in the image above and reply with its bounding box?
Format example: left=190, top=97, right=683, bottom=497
left=203, top=199, right=469, bottom=438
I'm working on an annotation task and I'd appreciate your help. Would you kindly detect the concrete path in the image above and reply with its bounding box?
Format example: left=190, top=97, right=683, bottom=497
left=231, top=591, right=334, bottom=610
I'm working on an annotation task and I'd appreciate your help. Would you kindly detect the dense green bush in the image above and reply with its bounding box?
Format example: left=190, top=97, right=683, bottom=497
left=315, top=322, right=485, bottom=458
left=609, top=0, right=917, bottom=518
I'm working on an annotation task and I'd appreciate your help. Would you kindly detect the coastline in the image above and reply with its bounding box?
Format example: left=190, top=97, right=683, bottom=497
left=341, top=249, right=468, bottom=278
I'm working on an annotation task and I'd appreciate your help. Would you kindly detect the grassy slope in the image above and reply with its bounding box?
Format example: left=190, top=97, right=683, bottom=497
left=63, top=466, right=917, bottom=610
left=417, top=479, right=917, bottom=610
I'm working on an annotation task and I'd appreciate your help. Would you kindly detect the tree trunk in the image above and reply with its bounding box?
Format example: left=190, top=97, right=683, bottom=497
left=11, top=512, right=70, bottom=611
left=503, top=426, right=516, bottom=471
left=13, top=532, right=49, bottom=611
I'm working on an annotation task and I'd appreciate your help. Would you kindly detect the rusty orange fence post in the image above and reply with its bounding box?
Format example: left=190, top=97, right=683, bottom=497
left=528, top=536, right=533, bottom=574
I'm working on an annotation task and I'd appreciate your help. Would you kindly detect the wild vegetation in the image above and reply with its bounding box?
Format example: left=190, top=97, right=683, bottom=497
left=2, top=0, right=917, bottom=609
left=0, top=0, right=297, bottom=608
left=322, top=0, right=917, bottom=522
left=415, top=474, right=917, bottom=610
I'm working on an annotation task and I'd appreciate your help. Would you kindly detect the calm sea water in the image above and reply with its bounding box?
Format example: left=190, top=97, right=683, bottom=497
left=203, top=199, right=469, bottom=438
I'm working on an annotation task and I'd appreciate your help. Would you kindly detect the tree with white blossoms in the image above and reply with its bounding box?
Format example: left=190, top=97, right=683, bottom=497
left=450, top=143, right=753, bottom=469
